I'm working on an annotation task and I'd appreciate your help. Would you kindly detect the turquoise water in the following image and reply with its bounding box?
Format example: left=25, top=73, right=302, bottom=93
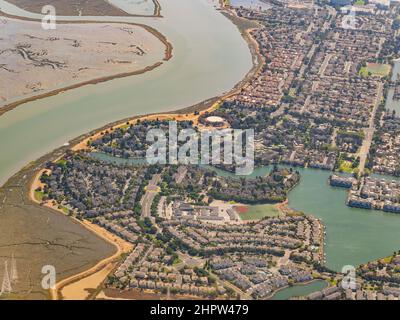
left=288, top=168, right=400, bottom=272
left=270, top=280, right=328, bottom=300
left=89, top=152, right=147, bottom=165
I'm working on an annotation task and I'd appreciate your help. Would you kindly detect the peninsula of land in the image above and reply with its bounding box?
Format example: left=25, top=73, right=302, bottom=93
left=0, top=15, right=172, bottom=117
left=6, top=0, right=162, bottom=17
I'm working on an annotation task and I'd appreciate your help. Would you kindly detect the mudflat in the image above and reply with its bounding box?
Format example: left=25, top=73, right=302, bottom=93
left=6, top=0, right=130, bottom=16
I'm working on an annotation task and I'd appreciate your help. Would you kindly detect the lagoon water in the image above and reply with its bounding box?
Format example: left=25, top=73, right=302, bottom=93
left=270, top=280, right=328, bottom=300
left=288, top=168, right=400, bottom=272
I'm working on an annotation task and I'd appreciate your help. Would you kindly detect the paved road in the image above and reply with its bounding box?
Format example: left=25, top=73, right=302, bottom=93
left=358, top=82, right=383, bottom=173
left=141, top=174, right=161, bottom=218
left=318, top=53, right=332, bottom=77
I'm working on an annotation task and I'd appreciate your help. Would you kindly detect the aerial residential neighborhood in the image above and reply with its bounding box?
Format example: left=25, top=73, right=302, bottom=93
left=2, top=0, right=400, bottom=307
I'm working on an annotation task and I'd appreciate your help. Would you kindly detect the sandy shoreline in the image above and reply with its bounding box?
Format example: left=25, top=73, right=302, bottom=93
left=0, top=12, right=173, bottom=118
left=25, top=6, right=264, bottom=300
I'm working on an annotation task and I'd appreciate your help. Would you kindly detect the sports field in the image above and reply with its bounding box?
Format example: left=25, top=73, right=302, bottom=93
left=359, top=63, right=391, bottom=77
left=236, top=204, right=280, bottom=220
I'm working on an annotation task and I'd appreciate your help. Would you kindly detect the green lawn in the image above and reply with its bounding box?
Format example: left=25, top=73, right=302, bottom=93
left=238, top=204, right=280, bottom=221
left=382, top=256, right=393, bottom=264
left=338, top=160, right=355, bottom=173
left=359, top=63, right=391, bottom=77
left=172, top=258, right=182, bottom=265
left=355, top=0, right=365, bottom=5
